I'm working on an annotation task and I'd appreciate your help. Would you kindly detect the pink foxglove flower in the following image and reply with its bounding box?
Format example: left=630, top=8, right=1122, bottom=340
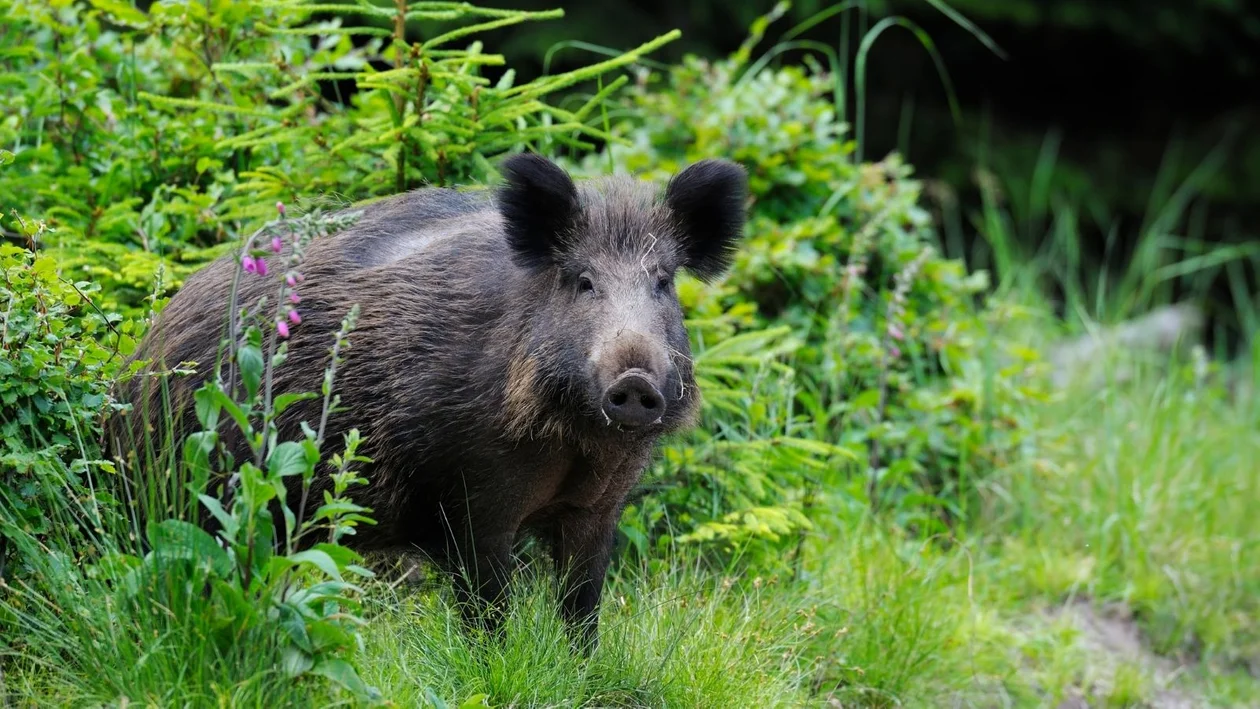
left=276, top=320, right=290, bottom=338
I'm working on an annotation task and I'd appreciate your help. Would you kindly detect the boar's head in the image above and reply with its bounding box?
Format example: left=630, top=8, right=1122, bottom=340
left=496, top=153, right=748, bottom=441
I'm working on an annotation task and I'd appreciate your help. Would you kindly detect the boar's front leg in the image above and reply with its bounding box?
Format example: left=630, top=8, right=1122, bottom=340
left=552, top=505, right=620, bottom=655
left=448, top=522, right=516, bottom=639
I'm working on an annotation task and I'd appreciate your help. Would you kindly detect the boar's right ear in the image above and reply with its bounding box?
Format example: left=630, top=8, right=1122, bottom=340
left=497, top=152, right=581, bottom=269
left=665, top=158, right=748, bottom=282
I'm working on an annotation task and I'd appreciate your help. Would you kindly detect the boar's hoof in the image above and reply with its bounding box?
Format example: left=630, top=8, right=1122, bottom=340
left=602, top=370, right=665, bottom=428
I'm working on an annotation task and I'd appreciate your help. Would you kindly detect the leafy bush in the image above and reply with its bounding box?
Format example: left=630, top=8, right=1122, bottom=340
left=0, top=0, right=676, bottom=321
left=571, top=33, right=1050, bottom=564
left=0, top=219, right=134, bottom=578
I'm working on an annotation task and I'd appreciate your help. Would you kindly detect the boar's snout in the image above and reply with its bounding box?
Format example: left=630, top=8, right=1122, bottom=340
left=602, top=369, right=666, bottom=427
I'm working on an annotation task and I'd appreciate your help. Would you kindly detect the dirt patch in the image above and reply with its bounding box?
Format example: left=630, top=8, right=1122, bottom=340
left=1047, top=600, right=1200, bottom=709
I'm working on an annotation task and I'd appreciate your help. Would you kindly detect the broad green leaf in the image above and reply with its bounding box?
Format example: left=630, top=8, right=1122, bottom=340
left=88, top=0, right=150, bottom=27
left=182, top=431, right=218, bottom=490
left=310, top=658, right=371, bottom=696
left=281, top=646, right=315, bottom=677
left=237, top=344, right=264, bottom=401
left=205, top=385, right=252, bottom=436
left=148, top=519, right=232, bottom=578
left=277, top=603, right=314, bottom=654
left=310, top=542, right=365, bottom=568
left=273, top=391, right=317, bottom=416
left=289, top=548, right=344, bottom=581
left=268, top=441, right=311, bottom=477
left=194, top=382, right=222, bottom=431
left=198, top=493, right=238, bottom=539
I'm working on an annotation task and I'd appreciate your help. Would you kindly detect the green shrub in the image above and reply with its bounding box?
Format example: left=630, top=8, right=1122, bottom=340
left=0, top=0, right=676, bottom=321
left=0, top=230, right=135, bottom=578
left=569, top=34, right=1050, bottom=565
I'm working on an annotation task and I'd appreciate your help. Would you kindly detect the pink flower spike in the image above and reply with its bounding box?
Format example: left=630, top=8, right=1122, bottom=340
left=289, top=292, right=302, bottom=304
left=286, top=274, right=298, bottom=287
left=288, top=309, right=302, bottom=325
left=271, top=236, right=283, bottom=253
left=276, top=201, right=286, bottom=216
left=888, top=325, right=904, bottom=341
left=242, top=255, right=257, bottom=274
left=889, top=345, right=902, bottom=360
left=276, top=320, right=290, bottom=338
left=255, top=258, right=269, bottom=277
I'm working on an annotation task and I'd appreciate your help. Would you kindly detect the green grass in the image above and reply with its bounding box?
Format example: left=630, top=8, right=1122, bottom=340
left=0, top=551, right=314, bottom=707
left=356, top=563, right=811, bottom=707
left=986, top=359, right=1260, bottom=670
left=938, top=126, right=1260, bottom=354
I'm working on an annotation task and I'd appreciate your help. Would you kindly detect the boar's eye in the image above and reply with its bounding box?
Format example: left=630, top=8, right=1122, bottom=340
left=655, top=275, right=672, bottom=293
left=577, top=272, right=596, bottom=294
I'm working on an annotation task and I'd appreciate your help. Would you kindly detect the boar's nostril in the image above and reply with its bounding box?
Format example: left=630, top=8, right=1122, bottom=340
left=602, top=372, right=666, bottom=428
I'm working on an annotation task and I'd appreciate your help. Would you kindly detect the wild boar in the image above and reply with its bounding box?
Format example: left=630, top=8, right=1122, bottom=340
left=111, top=153, right=748, bottom=651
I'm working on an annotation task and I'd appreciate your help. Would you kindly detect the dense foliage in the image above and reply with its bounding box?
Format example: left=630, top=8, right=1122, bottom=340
left=0, top=214, right=131, bottom=577
left=1, top=0, right=1048, bottom=575
left=0, top=0, right=674, bottom=321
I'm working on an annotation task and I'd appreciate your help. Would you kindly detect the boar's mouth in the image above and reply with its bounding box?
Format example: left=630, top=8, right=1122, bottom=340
left=600, top=368, right=666, bottom=428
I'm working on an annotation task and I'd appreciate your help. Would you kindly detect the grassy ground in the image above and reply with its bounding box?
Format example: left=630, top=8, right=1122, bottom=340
left=5, top=351, right=1255, bottom=708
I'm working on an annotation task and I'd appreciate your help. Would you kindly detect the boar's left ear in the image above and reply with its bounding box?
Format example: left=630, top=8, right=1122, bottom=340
left=665, top=159, right=749, bottom=282
left=497, top=152, right=582, bottom=269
